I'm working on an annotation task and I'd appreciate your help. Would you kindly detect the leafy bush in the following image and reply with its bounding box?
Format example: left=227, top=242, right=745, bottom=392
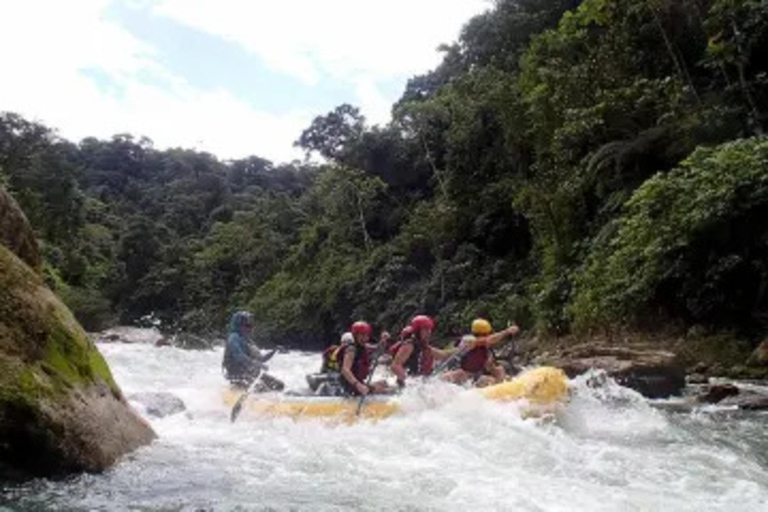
left=572, top=137, right=768, bottom=332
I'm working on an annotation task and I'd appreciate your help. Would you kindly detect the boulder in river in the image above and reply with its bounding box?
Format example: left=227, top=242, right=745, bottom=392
left=129, top=392, right=186, bottom=418
left=747, top=339, right=768, bottom=366
left=95, top=326, right=163, bottom=345
left=540, top=345, right=685, bottom=398
left=0, top=242, right=156, bottom=479
left=699, top=384, right=740, bottom=404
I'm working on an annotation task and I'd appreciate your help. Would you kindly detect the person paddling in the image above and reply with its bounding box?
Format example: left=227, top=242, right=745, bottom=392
left=222, top=311, right=285, bottom=391
left=441, top=319, right=519, bottom=387
left=339, top=321, right=389, bottom=396
left=390, top=315, right=457, bottom=388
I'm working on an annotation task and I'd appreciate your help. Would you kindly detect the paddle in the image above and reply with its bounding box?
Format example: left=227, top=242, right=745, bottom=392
left=230, top=348, right=283, bottom=423
left=230, top=376, right=260, bottom=423
left=430, top=338, right=472, bottom=377
left=355, top=342, right=389, bottom=416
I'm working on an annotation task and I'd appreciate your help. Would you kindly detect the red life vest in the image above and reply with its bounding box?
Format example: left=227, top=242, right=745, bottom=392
left=392, top=340, right=433, bottom=376
left=338, top=344, right=371, bottom=393
left=460, top=346, right=490, bottom=373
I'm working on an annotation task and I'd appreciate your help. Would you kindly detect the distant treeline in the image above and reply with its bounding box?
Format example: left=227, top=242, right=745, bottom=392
left=2, top=0, right=768, bottom=348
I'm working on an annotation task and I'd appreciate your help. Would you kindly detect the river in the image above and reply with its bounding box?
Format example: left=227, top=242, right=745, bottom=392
left=2, top=331, right=768, bottom=511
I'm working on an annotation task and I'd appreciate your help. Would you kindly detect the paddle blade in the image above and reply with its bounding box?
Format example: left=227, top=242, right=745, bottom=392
left=230, top=393, right=248, bottom=423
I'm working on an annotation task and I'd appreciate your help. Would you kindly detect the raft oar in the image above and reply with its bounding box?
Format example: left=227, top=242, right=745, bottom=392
left=230, top=377, right=260, bottom=423
left=230, top=355, right=279, bottom=423
left=430, top=340, right=472, bottom=377
left=355, top=343, right=388, bottom=416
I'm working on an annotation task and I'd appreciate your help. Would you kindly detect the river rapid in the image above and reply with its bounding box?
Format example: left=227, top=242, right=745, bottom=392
left=2, top=330, right=768, bottom=511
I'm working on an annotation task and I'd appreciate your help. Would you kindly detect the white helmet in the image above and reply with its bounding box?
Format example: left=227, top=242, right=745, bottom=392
left=340, top=332, right=354, bottom=345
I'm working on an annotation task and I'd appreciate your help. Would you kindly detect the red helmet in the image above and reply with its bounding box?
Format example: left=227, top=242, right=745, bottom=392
left=410, top=315, right=435, bottom=332
left=351, top=321, right=372, bottom=336
left=400, top=325, right=414, bottom=340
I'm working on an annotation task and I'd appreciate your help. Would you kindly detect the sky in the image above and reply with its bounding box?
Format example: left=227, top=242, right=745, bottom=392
left=0, top=0, right=489, bottom=163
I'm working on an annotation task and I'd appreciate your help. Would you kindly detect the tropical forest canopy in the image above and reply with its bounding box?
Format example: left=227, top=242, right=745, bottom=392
left=2, top=0, right=768, bottom=349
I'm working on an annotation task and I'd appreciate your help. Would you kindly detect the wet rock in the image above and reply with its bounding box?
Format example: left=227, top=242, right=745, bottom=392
left=747, top=340, right=768, bottom=366
left=100, top=333, right=123, bottom=343
left=0, top=243, right=155, bottom=479
left=719, top=391, right=768, bottom=411
left=173, top=332, right=213, bottom=350
left=129, top=392, right=186, bottom=418
left=687, top=373, right=709, bottom=385
left=541, top=345, right=685, bottom=398
left=699, top=384, right=740, bottom=404
left=735, top=396, right=768, bottom=411
left=690, top=362, right=709, bottom=374
left=96, top=327, right=163, bottom=345
left=155, top=336, right=172, bottom=347
left=0, top=187, right=40, bottom=272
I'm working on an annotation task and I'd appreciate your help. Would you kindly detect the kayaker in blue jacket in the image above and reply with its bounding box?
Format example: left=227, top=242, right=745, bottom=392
left=222, top=311, right=284, bottom=390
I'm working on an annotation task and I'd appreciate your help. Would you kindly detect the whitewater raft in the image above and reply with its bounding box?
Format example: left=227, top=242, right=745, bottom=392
left=223, top=366, right=569, bottom=422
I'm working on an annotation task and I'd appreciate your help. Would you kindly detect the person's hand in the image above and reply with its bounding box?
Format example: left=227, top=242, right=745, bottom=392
left=396, top=378, right=405, bottom=389
left=372, top=382, right=388, bottom=393
left=459, top=336, right=477, bottom=351
left=505, top=324, right=520, bottom=337
left=357, top=382, right=370, bottom=395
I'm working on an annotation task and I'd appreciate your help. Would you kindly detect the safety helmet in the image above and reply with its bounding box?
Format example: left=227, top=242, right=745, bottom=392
left=340, top=332, right=354, bottom=345
left=410, top=315, right=435, bottom=332
left=351, top=321, right=372, bottom=336
left=471, top=318, right=493, bottom=336
left=400, top=325, right=414, bottom=340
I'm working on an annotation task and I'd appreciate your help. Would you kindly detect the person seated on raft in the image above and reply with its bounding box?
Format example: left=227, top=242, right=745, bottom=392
left=339, top=321, right=390, bottom=396
left=441, top=319, right=520, bottom=388
left=320, top=331, right=354, bottom=374
left=375, top=330, right=394, bottom=365
left=222, top=311, right=284, bottom=391
left=390, top=315, right=458, bottom=388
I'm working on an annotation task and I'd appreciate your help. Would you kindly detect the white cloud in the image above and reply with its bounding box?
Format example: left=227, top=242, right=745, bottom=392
left=0, top=0, right=311, bottom=162
left=151, top=0, right=490, bottom=123
left=0, top=0, right=489, bottom=162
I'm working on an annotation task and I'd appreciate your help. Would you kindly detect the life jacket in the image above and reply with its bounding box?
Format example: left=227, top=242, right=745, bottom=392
left=322, top=344, right=344, bottom=373
left=460, top=346, right=490, bottom=374
left=392, top=339, right=433, bottom=376
left=338, top=344, right=371, bottom=394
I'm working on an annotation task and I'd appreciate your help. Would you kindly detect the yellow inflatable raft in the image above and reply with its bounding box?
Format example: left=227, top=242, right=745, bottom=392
left=223, top=366, right=568, bottom=422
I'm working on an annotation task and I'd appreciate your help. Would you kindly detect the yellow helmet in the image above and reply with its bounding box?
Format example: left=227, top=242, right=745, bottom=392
left=471, top=318, right=493, bottom=336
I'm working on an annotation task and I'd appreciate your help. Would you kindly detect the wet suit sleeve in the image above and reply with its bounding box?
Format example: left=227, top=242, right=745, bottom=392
left=228, top=334, right=255, bottom=365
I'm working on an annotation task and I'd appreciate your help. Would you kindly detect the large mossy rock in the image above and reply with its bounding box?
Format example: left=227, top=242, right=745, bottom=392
left=0, top=187, right=41, bottom=271
left=0, top=244, right=156, bottom=479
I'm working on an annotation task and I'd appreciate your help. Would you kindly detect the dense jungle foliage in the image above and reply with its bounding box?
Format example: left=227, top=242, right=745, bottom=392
left=2, top=0, right=767, bottom=349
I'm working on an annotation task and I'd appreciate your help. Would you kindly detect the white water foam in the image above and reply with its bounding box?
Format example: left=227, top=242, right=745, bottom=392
left=3, top=337, right=768, bottom=511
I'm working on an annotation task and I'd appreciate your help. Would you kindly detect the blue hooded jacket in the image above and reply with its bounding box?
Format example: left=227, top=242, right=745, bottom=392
left=222, top=311, right=275, bottom=380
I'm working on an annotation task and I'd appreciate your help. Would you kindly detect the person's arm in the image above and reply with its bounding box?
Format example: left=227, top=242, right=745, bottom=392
left=475, top=325, right=520, bottom=348
left=341, top=346, right=368, bottom=395
left=255, top=348, right=277, bottom=363
left=391, top=343, right=413, bottom=387
left=431, top=345, right=461, bottom=360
